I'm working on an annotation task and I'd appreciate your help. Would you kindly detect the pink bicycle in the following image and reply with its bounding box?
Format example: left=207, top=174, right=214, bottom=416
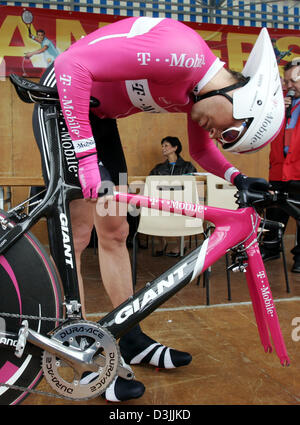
left=0, top=73, right=292, bottom=404
left=113, top=187, right=291, bottom=368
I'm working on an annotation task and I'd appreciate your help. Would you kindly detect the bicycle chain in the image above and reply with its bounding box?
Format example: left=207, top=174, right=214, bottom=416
left=0, top=311, right=66, bottom=322
left=0, top=311, right=101, bottom=402
left=0, top=381, right=88, bottom=402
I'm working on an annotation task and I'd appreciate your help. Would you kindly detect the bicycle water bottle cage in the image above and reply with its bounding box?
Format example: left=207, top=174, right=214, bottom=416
left=9, top=73, right=100, bottom=107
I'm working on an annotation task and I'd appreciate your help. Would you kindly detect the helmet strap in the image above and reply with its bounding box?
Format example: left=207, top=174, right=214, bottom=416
left=194, top=77, right=250, bottom=103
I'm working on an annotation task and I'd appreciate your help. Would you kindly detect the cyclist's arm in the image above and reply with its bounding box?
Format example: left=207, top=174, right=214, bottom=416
left=187, top=115, right=240, bottom=183
left=54, top=18, right=217, bottom=156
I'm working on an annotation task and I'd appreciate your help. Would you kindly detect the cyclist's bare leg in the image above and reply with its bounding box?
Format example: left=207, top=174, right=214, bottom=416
left=94, top=188, right=133, bottom=308
left=69, top=198, right=95, bottom=318
left=69, top=191, right=133, bottom=315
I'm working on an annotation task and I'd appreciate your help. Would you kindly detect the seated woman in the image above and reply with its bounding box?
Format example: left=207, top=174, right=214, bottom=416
left=149, top=136, right=197, bottom=257
left=150, top=136, right=197, bottom=176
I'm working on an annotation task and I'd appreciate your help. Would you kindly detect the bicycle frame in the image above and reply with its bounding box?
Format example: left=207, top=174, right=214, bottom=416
left=0, top=102, right=289, bottom=369
left=100, top=191, right=289, bottom=366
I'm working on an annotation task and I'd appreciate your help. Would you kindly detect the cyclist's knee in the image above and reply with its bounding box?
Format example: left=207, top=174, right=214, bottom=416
left=73, top=224, right=94, bottom=254
left=97, top=217, right=129, bottom=250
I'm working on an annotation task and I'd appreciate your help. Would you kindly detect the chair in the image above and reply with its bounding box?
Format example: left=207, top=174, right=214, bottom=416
left=201, top=174, right=238, bottom=303
left=206, top=174, right=237, bottom=210
left=131, top=175, right=205, bottom=288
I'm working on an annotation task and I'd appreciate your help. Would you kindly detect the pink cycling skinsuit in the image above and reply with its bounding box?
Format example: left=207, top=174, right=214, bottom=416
left=54, top=16, right=240, bottom=198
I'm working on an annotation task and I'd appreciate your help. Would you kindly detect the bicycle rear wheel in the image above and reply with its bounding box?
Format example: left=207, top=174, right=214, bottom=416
left=0, top=211, right=64, bottom=405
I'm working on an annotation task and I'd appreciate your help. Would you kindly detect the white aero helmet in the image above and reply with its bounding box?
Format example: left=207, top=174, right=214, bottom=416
left=225, top=27, right=284, bottom=153
left=194, top=27, right=285, bottom=154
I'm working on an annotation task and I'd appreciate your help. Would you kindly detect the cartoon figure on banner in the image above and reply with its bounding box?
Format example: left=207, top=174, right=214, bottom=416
left=22, top=9, right=60, bottom=69
left=272, top=38, right=293, bottom=64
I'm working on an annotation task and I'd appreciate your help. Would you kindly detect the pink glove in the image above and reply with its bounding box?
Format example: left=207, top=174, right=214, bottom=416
left=77, top=153, right=101, bottom=199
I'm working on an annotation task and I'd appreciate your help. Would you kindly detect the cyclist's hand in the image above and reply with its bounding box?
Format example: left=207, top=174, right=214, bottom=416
left=234, top=174, right=269, bottom=192
left=233, top=174, right=270, bottom=207
left=78, top=153, right=101, bottom=200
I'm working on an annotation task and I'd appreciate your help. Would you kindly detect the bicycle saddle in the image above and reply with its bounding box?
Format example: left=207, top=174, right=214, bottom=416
left=9, top=73, right=100, bottom=107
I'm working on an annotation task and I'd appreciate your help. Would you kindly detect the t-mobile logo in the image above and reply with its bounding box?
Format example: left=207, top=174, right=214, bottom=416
left=59, top=74, right=72, bottom=86
left=136, top=52, right=205, bottom=68
left=137, top=52, right=151, bottom=65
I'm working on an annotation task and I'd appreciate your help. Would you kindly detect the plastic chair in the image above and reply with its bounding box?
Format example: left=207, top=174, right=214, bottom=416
left=206, top=174, right=237, bottom=211
left=132, top=175, right=205, bottom=288
left=200, top=174, right=238, bottom=303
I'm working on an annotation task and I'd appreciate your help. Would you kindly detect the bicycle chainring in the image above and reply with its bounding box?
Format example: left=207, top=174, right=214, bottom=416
left=41, top=321, right=120, bottom=400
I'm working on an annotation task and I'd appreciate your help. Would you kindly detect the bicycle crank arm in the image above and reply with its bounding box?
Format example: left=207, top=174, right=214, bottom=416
left=94, top=354, right=134, bottom=380
left=16, top=321, right=100, bottom=376
left=116, top=364, right=134, bottom=380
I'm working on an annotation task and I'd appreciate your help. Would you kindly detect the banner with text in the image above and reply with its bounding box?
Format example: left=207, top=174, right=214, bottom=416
left=0, top=5, right=300, bottom=79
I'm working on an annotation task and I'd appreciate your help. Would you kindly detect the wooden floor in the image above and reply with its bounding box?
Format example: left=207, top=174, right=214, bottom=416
left=22, top=235, right=300, bottom=406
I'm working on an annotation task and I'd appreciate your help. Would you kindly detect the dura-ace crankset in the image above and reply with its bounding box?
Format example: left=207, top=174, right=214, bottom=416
left=15, top=319, right=134, bottom=400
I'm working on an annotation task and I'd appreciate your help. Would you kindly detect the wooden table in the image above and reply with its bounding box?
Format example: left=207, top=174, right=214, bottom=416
left=0, top=177, right=44, bottom=209
left=0, top=174, right=207, bottom=209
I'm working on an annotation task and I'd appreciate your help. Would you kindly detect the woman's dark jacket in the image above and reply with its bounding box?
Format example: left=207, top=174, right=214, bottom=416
left=149, top=155, right=197, bottom=176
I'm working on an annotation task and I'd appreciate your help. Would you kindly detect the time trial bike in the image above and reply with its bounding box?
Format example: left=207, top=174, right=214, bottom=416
left=0, top=74, right=295, bottom=404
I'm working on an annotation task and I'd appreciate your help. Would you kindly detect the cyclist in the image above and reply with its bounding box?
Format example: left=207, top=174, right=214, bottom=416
left=32, top=17, right=283, bottom=402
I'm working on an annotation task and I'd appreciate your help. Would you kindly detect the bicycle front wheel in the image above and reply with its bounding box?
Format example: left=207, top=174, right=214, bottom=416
left=0, top=211, right=64, bottom=405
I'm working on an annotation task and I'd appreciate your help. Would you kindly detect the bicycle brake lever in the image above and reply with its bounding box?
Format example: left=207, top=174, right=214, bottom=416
left=227, top=249, right=248, bottom=273
left=235, top=189, right=272, bottom=209
left=281, top=199, right=300, bottom=221
left=228, top=263, right=248, bottom=273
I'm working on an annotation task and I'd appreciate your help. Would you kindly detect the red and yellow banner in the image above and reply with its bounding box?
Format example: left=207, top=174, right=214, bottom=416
left=0, top=5, right=299, bottom=78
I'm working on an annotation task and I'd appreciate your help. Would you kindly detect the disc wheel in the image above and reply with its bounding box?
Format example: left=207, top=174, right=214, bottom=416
left=0, top=210, right=64, bottom=405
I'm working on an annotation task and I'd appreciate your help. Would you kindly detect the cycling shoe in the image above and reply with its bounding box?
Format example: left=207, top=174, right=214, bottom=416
left=102, top=376, right=145, bottom=402
left=120, top=329, right=192, bottom=369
